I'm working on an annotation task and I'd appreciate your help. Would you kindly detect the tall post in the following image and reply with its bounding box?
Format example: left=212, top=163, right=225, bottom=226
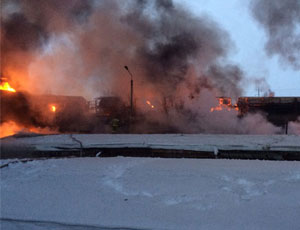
left=124, top=66, right=133, bottom=133
left=130, top=79, right=133, bottom=118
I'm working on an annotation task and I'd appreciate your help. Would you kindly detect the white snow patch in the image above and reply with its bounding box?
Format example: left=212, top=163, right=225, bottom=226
left=1, top=157, right=300, bottom=230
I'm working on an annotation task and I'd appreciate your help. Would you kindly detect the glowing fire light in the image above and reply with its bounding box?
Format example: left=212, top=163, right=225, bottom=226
left=210, top=98, right=239, bottom=112
left=0, top=81, right=16, bottom=92
left=50, top=105, right=56, bottom=112
left=146, top=100, right=155, bottom=109
left=0, top=120, right=57, bottom=138
left=0, top=121, right=21, bottom=138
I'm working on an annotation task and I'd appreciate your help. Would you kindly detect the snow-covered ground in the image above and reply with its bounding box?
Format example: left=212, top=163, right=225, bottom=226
left=1, top=157, right=300, bottom=230
left=2, top=134, right=300, bottom=154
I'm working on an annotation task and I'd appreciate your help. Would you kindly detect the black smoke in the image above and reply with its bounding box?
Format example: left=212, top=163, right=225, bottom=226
left=0, top=0, right=279, bottom=134
left=1, top=0, right=94, bottom=75
left=2, top=13, right=48, bottom=52
left=250, top=0, right=300, bottom=70
left=0, top=91, right=42, bottom=127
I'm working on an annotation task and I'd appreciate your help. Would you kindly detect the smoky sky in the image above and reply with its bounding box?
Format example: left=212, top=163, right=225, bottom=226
left=251, top=0, right=300, bottom=70
left=1, top=0, right=93, bottom=59
left=0, top=0, right=280, bottom=134
left=1, top=0, right=240, bottom=96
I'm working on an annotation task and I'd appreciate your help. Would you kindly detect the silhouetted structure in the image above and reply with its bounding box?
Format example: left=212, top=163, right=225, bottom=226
left=237, top=97, right=300, bottom=131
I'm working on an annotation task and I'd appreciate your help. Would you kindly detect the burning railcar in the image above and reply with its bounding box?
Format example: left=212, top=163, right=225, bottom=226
left=210, top=97, right=238, bottom=112
left=0, top=80, right=134, bottom=136
left=29, top=94, right=91, bottom=132
left=1, top=86, right=92, bottom=134
left=1, top=76, right=299, bottom=136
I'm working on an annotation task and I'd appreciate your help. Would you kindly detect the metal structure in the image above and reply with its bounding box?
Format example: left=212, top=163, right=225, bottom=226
left=237, top=97, right=300, bottom=133
left=124, top=66, right=134, bottom=132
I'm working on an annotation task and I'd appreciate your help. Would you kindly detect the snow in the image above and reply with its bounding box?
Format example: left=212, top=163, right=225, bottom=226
left=2, top=134, right=300, bottom=154
left=1, top=157, right=300, bottom=229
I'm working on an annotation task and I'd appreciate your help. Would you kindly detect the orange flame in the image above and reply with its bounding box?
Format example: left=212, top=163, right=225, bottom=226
left=210, top=98, right=239, bottom=112
left=0, top=121, right=57, bottom=138
left=49, top=104, right=57, bottom=112
left=0, top=121, right=22, bottom=138
left=146, top=100, right=155, bottom=109
left=0, top=81, right=16, bottom=92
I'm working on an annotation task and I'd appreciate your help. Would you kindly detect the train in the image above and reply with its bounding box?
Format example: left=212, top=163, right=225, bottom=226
left=1, top=87, right=300, bottom=134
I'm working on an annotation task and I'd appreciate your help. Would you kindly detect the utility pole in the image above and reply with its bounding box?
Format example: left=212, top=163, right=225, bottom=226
left=124, top=66, right=133, bottom=132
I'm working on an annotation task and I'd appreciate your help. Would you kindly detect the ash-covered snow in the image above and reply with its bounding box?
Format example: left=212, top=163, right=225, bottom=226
left=1, top=157, right=300, bottom=230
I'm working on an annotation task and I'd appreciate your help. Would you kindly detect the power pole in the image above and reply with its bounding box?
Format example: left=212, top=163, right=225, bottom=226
left=124, top=66, right=133, bottom=132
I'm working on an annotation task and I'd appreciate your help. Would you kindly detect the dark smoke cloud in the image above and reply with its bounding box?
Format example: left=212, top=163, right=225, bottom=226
left=250, top=0, right=300, bottom=69
left=1, top=0, right=94, bottom=69
left=0, top=91, right=43, bottom=127
left=206, top=64, right=243, bottom=99
left=1, top=0, right=234, bottom=92
left=2, top=13, right=48, bottom=52
left=122, top=0, right=232, bottom=99
left=0, top=0, right=278, bottom=134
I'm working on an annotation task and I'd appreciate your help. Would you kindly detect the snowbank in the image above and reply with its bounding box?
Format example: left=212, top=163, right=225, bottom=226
left=1, top=134, right=300, bottom=154
left=1, top=157, right=300, bottom=229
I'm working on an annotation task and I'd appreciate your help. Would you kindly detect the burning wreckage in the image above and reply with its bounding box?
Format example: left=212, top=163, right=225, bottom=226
left=0, top=78, right=132, bottom=135
left=1, top=0, right=300, bottom=137
left=1, top=78, right=299, bottom=137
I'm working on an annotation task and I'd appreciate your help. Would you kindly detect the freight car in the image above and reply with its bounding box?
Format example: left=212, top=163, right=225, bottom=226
left=237, top=97, right=300, bottom=128
left=0, top=90, right=92, bottom=132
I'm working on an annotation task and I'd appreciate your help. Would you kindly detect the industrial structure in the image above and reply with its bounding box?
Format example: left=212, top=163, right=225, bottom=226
left=1, top=78, right=300, bottom=135
left=237, top=97, right=300, bottom=132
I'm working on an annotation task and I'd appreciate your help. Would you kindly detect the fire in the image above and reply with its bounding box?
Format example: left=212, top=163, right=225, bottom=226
left=0, top=81, right=16, bottom=92
left=0, top=121, right=57, bottom=138
left=210, top=97, right=239, bottom=112
left=0, top=121, right=22, bottom=138
left=50, top=105, right=56, bottom=112
left=146, top=100, right=155, bottom=109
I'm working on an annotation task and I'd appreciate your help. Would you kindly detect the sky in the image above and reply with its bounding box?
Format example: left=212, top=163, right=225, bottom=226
left=175, top=0, right=300, bottom=96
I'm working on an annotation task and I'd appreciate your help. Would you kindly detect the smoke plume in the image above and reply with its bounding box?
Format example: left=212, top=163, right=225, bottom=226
left=1, top=0, right=279, bottom=134
left=288, top=118, right=300, bottom=135
left=250, top=0, right=300, bottom=69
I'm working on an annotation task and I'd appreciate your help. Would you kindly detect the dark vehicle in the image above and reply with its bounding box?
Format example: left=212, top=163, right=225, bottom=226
left=0, top=90, right=92, bottom=132
left=91, top=97, right=131, bottom=132
left=95, top=97, right=127, bottom=118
